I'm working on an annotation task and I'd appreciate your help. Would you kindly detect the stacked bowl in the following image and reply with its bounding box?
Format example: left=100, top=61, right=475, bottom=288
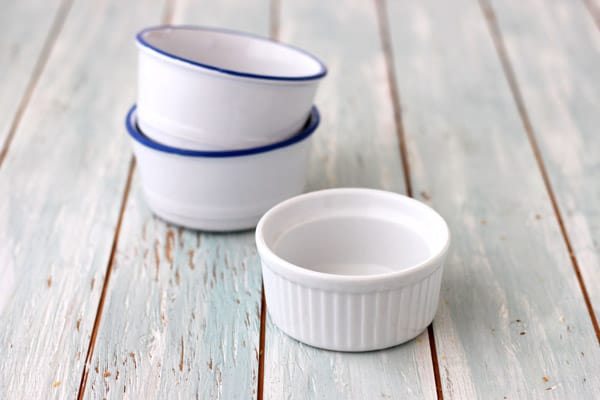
left=127, top=26, right=326, bottom=231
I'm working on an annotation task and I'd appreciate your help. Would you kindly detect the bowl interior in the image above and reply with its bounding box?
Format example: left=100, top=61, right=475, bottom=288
left=139, top=27, right=325, bottom=79
left=259, top=189, right=449, bottom=277
left=273, top=215, right=432, bottom=275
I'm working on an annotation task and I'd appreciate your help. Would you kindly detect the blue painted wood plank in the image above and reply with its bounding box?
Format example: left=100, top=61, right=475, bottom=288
left=385, top=0, right=600, bottom=397
left=85, top=179, right=263, bottom=399
left=489, top=0, right=600, bottom=331
left=83, top=1, right=270, bottom=398
left=0, top=0, right=165, bottom=397
left=0, top=0, right=65, bottom=154
left=263, top=0, right=437, bottom=399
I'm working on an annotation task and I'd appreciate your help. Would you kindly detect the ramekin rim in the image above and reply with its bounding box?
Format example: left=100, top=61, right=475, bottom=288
left=255, top=188, right=451, bottom=285
left=126, top=105, right=319, bottom=158
left=136, top=25, right=328, bottom=82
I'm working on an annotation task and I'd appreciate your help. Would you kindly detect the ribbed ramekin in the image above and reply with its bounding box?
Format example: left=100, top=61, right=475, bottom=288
left=256, top=188, right=450, bottom=351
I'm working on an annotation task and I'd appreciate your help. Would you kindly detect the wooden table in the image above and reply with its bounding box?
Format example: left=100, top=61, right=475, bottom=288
left=1, top=0, right=600, bottom=398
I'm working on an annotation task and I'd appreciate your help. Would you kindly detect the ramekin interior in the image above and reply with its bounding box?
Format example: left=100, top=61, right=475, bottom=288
left=126, top=105, right=320, bottom=157
left=257, top=189, right=450, bottom=280
left=137, top=26, right=327, bottom=81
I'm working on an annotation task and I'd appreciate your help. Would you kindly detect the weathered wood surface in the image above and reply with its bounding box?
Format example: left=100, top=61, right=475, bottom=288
left=385, top=0, right=600, bottom=398
left=83, top=1, right=270, bottom=399
left=0, top=0, right=65, bottom=158
left=84, top=179, right=264, bottom=399
left=262, top=0, right=437, bottom=399
left=489, top=0, right=600, bottom=327
left=173, top=0, right=270, bottom=33
left=0, top=0, right=165, bottom=398
left=2, top=0, right=600, bottom=398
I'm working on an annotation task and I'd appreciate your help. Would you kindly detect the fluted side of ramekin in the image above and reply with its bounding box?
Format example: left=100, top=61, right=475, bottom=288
left=262, top=261, right=445, bottom=352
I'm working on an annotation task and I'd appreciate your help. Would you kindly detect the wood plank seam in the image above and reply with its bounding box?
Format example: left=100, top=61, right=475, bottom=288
left=426, top=325, right=443, bottom=399
left=374, top=0, right=413, bottom=198
left=582, top=0, right=600, bottom=31
left=76, top=157, right=136, bottom=400
left=270, top=0, right=280, bottom=43
left=0, top=0, right=74, bottom=169
left=162, top=0, right=176, bottom=30
left=76, top=1, right=177, bottom=398
left=375, top=1, right=443, bottom=398
left=479, top=0, right=600, bottom=344
left=257, top=289, right=267, bottom=400
left=258, top=1, right=280, bottom=398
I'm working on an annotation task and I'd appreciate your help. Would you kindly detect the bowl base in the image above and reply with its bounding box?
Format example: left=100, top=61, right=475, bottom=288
left=271, top=317, right=429, bottom=352
left=148, top=202, right=260, bottom=232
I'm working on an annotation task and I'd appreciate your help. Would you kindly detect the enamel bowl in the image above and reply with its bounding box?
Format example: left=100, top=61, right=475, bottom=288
left=256, top=188, right=450, bottom=351
left=127, top=105, right=319, bottom=231
left=136, top=25, right=326, bottom=151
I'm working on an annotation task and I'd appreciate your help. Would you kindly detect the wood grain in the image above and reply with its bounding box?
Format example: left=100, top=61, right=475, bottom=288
left=487, top=0, right=600, bottom=332
left=83, top=1, right=270, bottom=399
left=84, top=178, right=263, bottom=399
left=0, top=0, right=66, bottom=161
left=262, top=0, right=437, bottom=399
left=0, top=0, right=165, bottom=397
left=384, top=0, right=600, bottom=397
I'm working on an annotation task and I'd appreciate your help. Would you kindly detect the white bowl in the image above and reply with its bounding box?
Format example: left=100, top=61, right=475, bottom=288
left=127, top=105, right=319, bottom=231
left=256, top=188, right=450, bottom=351
left=136, top=25, right=326, bottom=151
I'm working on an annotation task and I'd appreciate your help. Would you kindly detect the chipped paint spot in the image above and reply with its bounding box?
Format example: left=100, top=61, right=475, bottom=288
left=166, top=229, right=174, bottom=264
left=154, top=239, right=160, bottom=280
left=179, top=336, right=185, bottom=371
left=130, top=352, right=137, bottom=369
left=188, top=250, right=195, bottom=270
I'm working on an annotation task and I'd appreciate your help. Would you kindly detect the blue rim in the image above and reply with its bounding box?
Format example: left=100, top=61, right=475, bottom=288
left=126, top=105, right=320, bottom=158
left=136, top=25, right=327, bottom=82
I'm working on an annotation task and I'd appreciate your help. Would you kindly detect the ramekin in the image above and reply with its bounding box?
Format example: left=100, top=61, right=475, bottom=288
left=256, top=189, right=450, bottom=351
left=136, top=25, right=326, bottom=151
left=126, top=105, right=319, bottom=231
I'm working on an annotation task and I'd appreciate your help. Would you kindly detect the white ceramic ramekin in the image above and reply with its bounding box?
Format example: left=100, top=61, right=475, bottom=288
left=127, top=105, right=319, bottom=231
left=136, top=25, right=326, bottom=151
left=256, top=189, right=450, bottom=351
